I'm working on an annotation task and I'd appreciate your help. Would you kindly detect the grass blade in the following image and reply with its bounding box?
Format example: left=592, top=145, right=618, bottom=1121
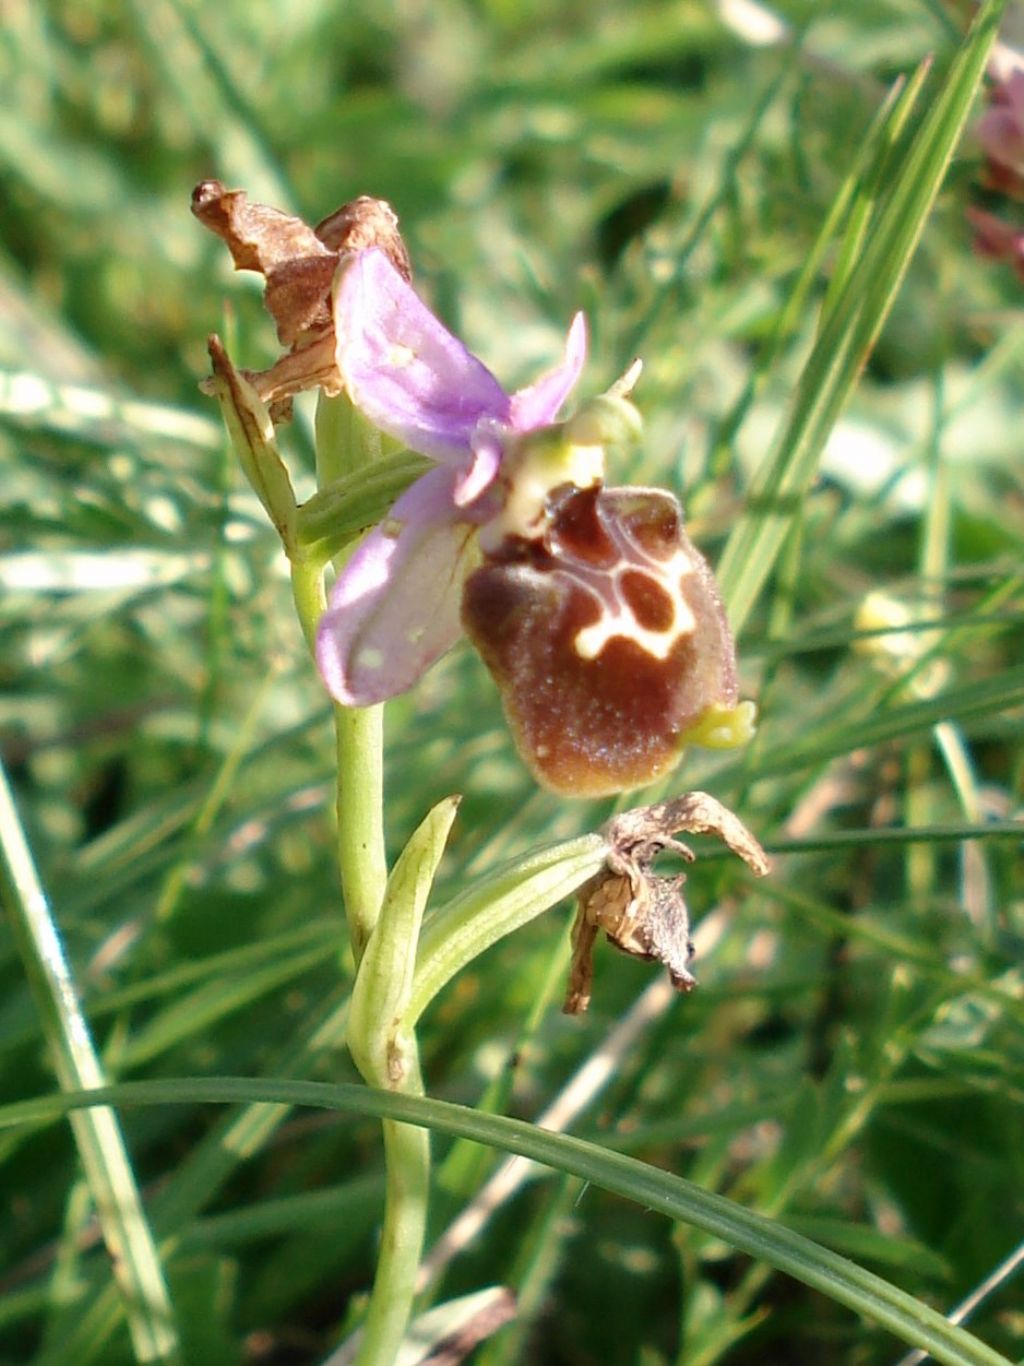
left=0, top=760, right=181, bottom=1365
left=0, top=1077, right=1011, bottom=1366
left=716, top=0, right=1008, bottom=634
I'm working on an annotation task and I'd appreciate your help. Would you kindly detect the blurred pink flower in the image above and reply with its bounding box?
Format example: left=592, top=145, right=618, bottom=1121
left=966, top=206, right=1024, bottom=279
left=977, top=69, right=1024, bottom=196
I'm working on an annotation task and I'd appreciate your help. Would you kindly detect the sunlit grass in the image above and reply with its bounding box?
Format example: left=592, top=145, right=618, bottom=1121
left=1, top=1, right=1021, bottom=1364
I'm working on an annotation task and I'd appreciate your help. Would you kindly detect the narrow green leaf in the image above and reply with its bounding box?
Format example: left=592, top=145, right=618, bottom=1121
left=752, top=665, right=1024, bottom=779
left=207, top=337, right=298, bottom=551
left=716, top=0, right=1008, bottom=634
left=780, top=1215, right=950, bottom=1280
left=349, top=795, right=461, bottom=1085
left=818, top=61, right=931, bottom=324
left=296, top=450, right=431, bottom=561
left=711, top=65, right=928, bottom=473
left=1, top=1079, right=1011, bottom=1366
left=408, top=834, right=608, bottom=1028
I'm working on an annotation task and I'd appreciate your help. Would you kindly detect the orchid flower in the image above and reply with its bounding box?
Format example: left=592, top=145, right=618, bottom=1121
left=317, top=251, right=754, bottom=795
left=317, top=248, right=753, bottom=795
left=315, top=247, right=587, bottom=707
left=194, top=182, right=752, bottom=795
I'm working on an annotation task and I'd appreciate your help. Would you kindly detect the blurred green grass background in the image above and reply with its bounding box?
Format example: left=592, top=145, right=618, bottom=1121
left=1, top=1, right=1022, bottom=1363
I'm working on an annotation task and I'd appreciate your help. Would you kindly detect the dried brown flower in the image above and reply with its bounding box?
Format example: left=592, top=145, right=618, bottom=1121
left=191, top=180, right=410, bottom=419
left=564, top=791, right=769, bottom=1014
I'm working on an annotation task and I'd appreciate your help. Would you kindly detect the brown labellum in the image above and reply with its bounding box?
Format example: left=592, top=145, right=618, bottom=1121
left=191, top=181, right=410, bottom=416
left=564, top=791, right=769, bottom=1014
left=461, top=483, right=738, bottom=796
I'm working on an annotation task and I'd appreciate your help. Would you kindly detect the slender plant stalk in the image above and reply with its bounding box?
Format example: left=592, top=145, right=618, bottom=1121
left=312, top=392, right=390, bottom=958
left=338, top=875, right=431, bottom=1366
left=0, top=758, right=181, bottom=1366
left=347, top=798, right=459, bottom=1365
left=356, top=1080, right=431, bottom=1365
left=333, top=702, right=388, bottom=960
left=308, top=390, right=435, bottom=1364
left=218, top=365, right=418, bottom=1364
left=292, top=551, right=389, bottom=959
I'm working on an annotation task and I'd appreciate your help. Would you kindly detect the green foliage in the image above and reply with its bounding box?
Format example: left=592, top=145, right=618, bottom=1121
left=1, top=1, right=1021, bottom=1365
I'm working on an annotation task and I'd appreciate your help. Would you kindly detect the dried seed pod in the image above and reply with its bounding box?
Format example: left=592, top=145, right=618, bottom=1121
left=565, top=865, right=696, bottom=1015
left=564, top=790, right=769, bottom=1013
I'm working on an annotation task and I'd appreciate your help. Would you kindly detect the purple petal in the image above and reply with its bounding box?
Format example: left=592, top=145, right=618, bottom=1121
left=334, top=249, right=511, bottom=463
left=453, top=428, right=502, bottom=508
left=316, top=465, right=478, bottom=706
left=508, top=312, right=587, bottom=433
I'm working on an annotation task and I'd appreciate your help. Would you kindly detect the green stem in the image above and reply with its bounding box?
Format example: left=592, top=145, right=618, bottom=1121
left=289, top=555, right=326, bottom=654
left=356, top=1082, right=431, bottom=1366
left=289, top=555, right=388, bottom=959
left=347, top=797, right=460, bottom=1365
left=312, top=388, right=428, bottom=1361
left=311, top=391, right=391, bottom=958
left=334, top=702, right=388, bottom=961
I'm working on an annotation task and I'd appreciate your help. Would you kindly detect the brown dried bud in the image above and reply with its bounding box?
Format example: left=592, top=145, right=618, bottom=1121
left=564, top=791, right=769, bottom=1014
left=313, top=198, right=411, bottom=277
left=191, top=181, right=410, bottom=416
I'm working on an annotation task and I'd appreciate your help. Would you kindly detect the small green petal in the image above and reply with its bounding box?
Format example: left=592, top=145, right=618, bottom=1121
left=679, top=700, right=757, bottom=751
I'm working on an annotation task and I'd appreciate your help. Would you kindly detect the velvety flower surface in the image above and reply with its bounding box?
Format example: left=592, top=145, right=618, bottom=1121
left=316, top=248, right=586, bottom=706
left=462, top=481, right=747, bottom=796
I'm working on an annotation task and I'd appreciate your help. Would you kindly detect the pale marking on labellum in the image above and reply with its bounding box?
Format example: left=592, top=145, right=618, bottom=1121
left=573, top=548, right=697, bottom=661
